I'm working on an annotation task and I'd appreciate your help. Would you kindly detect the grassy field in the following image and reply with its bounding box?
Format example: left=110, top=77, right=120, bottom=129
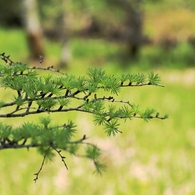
left=0, top=17, right=195, bottom=195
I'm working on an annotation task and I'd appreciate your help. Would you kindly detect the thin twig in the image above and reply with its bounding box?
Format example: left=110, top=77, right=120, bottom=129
left=34, top=154, right=47, bottom=183
left=54, top=149, right=68, bottom=170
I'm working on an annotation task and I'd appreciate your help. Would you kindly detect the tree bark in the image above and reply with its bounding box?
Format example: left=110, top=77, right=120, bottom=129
left=58, top=0, right=72, bottom=69
left=22, top=0, right=44, bottom=60
left=120, top=0, right=143, bottom=59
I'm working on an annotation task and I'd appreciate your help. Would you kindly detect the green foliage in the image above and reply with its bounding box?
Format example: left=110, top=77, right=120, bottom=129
left=0, top=53, right=167, bottom=181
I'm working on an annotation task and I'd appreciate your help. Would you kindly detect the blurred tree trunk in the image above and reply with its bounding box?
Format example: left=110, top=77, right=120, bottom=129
left=22, top=0, right=44, bottom=60
left=120, top=0, right=143, bottom=59
left=58, top=0, right=72, bottom=69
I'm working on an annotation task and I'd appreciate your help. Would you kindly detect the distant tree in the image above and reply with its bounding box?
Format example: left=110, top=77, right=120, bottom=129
left=74, top=0, right=143, bottom=59
left=58, top=0, right=72, bottom=68
left=122, top=0, right=143, bottom=59
left=21, top=0, right=44, bottom=60
left=103, top=0, right=143, bottom=59
left=38, top=0, right=72, bottom=68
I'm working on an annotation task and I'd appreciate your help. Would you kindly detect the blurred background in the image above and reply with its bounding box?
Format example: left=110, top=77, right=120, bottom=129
left=0, top=0, right=195, bottom=194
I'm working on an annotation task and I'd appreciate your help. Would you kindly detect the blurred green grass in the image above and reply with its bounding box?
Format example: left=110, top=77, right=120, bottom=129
left=0, top=28, right=195, bottom=195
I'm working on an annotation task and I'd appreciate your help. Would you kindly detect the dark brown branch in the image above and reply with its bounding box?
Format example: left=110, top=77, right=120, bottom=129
left=0, top=143, right=37, bottom=150
left=54, top=149, right=68, bottom=170
left=34, top=153, right=47, bottom=183
left=120, top=83, right=164, bottom=88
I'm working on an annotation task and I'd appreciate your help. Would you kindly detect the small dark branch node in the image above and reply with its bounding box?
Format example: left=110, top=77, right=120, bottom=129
left=58, top=105, right=63, bottom=111
left=83, top=134, right=86, bottom=140
left=21, top=139, right=27, bottom=146
left=26, top=101, right=32, bottom=113
left=65, top=89, right=69, bottom=97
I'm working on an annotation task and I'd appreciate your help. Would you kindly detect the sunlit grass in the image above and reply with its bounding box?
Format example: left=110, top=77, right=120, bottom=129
left=1, top=18, right=195, bottom=194
left=0, top=28, right=28, bottom=60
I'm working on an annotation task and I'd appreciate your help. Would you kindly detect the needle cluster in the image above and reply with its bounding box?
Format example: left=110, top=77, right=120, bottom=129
left=0, top=53, right=167, bottom=181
